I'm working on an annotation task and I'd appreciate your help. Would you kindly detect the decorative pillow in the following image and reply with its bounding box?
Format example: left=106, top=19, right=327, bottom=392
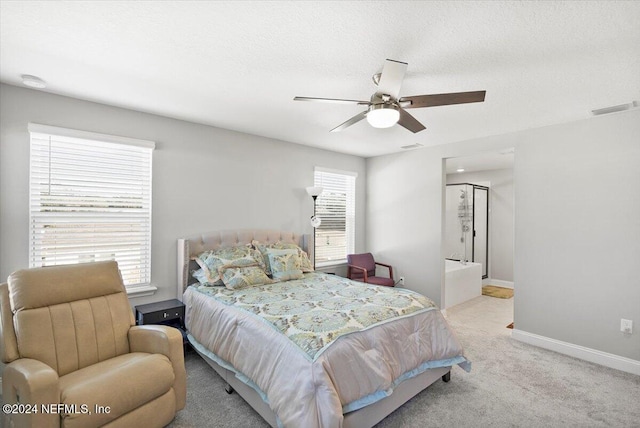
left=193, top=245, right=266, bottom=286
left=252, top=240, right=275, bottom=275
left=271, top=241, right=314, bottom=272
left=218, top=263, right=272, bottom=290
left=266, top=248, right=304, bottom=281
left=191, top=267, right=211, bottom=286
left=253, top=240, right=313, bottom=274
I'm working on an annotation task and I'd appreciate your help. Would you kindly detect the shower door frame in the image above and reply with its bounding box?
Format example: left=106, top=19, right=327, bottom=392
left=446, top=183, right=490, bottom=279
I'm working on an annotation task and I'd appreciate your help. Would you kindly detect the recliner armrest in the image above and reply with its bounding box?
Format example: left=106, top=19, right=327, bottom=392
left=2, top=358, right=60, bottom=428
left=129, top=325, right=186, bottom=410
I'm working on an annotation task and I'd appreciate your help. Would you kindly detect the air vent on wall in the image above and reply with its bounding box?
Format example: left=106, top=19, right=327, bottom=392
left=591, top=101, right=638, bottom=116
left=400, top=143, right=424, bottom=150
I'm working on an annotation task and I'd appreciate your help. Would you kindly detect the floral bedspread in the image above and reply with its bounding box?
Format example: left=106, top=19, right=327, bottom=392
left=185, top=272, right=468, bottom=428
left=191, top=272, right=437, bottom=360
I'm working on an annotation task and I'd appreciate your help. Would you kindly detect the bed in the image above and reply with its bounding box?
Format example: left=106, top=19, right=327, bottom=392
left=177, top=229, right=469, bottom=428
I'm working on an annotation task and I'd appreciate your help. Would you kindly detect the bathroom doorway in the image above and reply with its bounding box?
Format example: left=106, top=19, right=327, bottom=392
left=443, top=150, right=514, bottom=310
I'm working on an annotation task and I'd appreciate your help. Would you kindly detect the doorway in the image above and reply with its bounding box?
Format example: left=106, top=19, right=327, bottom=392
left=443, top=150, right=514, bottom=312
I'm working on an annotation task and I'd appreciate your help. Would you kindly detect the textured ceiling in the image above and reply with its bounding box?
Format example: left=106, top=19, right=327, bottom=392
left=1, top=1, right=639, bottom=158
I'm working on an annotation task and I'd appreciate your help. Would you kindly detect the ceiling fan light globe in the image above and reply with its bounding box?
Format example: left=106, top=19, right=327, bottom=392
left=367, top=105, right=400, bottom=128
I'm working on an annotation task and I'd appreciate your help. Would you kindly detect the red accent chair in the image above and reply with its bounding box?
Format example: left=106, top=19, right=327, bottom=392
left=347, top=253, right=395, bottom=287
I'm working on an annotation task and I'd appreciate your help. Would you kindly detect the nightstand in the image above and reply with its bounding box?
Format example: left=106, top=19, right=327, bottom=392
left=135, top=299, right=187, bottom=344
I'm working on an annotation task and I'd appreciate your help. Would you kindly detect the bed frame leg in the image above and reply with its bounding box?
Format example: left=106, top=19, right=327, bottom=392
left=442, top=371, right=451, bottom=383
left=225, top=383, right=234, bottom=394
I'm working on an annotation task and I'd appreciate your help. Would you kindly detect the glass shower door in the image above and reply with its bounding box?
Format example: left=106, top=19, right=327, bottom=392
left=445, top=184, right=473, bottom=262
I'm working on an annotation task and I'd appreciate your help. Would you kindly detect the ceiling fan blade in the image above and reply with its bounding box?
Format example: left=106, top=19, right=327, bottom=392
left=294, top=96, right=369, bottom=105
left=375, top=59, right=408, bottom=99
left=397, top=108, right=426, bottom=133
left=400, top=90, right=486, bottom=109
left=330, top=111, right=368, bottom=132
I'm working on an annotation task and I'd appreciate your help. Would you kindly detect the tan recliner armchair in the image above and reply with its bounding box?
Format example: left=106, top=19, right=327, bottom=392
left=0, top=261, right=186, bottom=428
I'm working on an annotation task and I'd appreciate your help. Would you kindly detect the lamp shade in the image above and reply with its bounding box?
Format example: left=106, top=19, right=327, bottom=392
left=366, top=104, right=400, bottom=128
left=306, top=186, right=323, bottom=197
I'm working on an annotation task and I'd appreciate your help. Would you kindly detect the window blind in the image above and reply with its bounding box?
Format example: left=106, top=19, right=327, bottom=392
left=313, top=168, right=356, bottom=265
left=28, top=124, right=154, bottom=287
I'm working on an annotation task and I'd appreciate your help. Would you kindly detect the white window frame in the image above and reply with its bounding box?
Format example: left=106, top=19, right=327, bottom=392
left=28, top=123, right=156, bottom=295
left=313, top=167, right=357, bottom=267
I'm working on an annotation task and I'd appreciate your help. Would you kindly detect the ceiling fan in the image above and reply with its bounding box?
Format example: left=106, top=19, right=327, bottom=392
left=294, top=59, right=486, bottom=133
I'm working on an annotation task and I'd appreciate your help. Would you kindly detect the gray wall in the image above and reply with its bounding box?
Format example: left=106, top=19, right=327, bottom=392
left=367, top=109, right=640, bottom=361
left=0, top=84, right=366, bottom=303
left=447, top=168, right=514, bottom=283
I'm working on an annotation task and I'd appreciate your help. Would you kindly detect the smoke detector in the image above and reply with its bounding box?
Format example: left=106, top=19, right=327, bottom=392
left=21, top=74, right=46, bottom=89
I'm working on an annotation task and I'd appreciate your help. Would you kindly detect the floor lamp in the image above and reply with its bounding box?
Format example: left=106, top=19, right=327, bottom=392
left=306, top=186, right=323, bottom=269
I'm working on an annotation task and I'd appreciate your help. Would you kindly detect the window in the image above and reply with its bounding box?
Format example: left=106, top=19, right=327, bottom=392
left=28, top=124, right=154, bottom=288
left=313, top=167, right=357, bottom=266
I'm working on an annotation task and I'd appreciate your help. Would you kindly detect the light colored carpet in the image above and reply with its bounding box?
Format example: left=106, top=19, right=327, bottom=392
left=168, top=296, right=640, bottom=427
left=481, top=285, right=514, bottom=299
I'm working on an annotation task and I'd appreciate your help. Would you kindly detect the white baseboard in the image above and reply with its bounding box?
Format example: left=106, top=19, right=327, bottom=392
left=483, top=278, right=514, bottom=288
left=512, top=329, right=640, bottom=376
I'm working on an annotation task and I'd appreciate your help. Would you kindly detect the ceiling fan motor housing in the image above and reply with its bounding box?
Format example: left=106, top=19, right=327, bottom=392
left=293, top=59, right=486, bottom=133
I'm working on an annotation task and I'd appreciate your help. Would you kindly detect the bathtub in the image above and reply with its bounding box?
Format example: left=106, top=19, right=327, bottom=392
left=444, top=259, right=482, bottom=309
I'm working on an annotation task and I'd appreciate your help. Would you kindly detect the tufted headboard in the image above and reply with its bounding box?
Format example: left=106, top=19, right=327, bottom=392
left=176, top=229, right=311, bottom=299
